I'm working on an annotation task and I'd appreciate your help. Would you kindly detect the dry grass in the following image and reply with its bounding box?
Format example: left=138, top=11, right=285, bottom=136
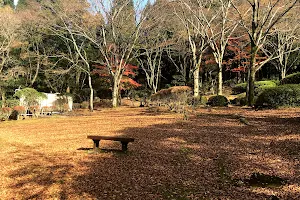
left=0, top=107, right=300, bottom=199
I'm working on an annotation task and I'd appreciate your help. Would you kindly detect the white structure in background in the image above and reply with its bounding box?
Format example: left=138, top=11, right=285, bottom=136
left=40, top=93, right=73, bottom=111
left=18, top=92, right=73, bottom=112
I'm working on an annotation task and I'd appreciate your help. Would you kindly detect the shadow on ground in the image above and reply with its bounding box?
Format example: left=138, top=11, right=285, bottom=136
left=6, top=108, right=300, bottom=199
left=70, top=110, right=300, bottom=199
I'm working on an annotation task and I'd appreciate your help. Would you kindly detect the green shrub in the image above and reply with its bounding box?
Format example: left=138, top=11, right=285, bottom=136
left=232, top=83, right=247, bottom=94
left=239, top=97, right=248, bottom=106
left=207, top=95, right=229, bottom=107
left=254, top=81, right=277, bottom=95
left=5, top=99, right=20, bottom=108
left=280, top=72, right=300, bottom=85
left=14, top=88, right=46, bottom=107
left=255, top=84, right=300, bottom=108
left=270, top=80, right=280, bottom=86
left=232, top=81, right=276, bottom=95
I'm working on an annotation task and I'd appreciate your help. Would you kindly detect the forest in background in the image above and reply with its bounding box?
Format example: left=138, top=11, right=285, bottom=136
left=0, top=0, right=299, bottom=111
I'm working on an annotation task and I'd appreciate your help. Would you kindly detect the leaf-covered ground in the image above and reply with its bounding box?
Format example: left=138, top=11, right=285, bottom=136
left=0, top=107, right=300, bottom=199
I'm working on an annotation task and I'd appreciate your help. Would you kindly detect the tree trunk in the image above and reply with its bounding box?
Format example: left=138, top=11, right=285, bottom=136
left=76, top=70, right=81, bottom=86
left=112, top=76, right=121, bottom=108
left=193, top=67, right=200, bottom=98
left=31, top=60, right=40, bottom=86
left=248, top=69, right=255, bottom=106
left=247, top=49, right=256, bottom=106
left=153, top=87, right=157, bottom=94
left=112, top=84, right=119, bottom=108
left=1, top=89, right=6, bottom=108
left=281, top=67, right=286, bottom=80
left=217, top=64, right=223, bottom=95
left=88, top=74, right=94, bottom=112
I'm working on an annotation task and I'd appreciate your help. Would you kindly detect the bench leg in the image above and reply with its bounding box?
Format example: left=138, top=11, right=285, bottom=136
left=121, top=142, right=128, bottom=152
left=93, top=140, right=100, bottom=151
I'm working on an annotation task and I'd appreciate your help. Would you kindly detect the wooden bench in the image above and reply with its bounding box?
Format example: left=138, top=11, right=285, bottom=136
left=87, top=135, right=135, bottom=152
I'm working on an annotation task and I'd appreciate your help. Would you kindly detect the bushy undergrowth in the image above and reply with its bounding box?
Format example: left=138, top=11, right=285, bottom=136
left=207, top=95, right=229, bottom=107
left=255, top=84, right=300, bottom=108
left=0, top=107, right=13, bottom=120
left=280, top=72, right=300, bottom=85
left=150, top=86, right=192, bottom=112
left=189, top=96, right=208, bottom=107
left=73, top=103, right=81, bottom=109
left=94, top=99, right=112, bottom=108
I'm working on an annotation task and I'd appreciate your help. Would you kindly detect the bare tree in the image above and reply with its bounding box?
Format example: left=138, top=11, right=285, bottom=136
left=231, top=0, right=300, bottom=106
left=177, top=0, right=238, bottom=96
left=42, top=0, right=102, bottom=111
left=59, top=0, right=148, bottom=107
left=0, top=6, right=22, bottom=107
left=166, top=41, right=190, bottom=87
left=138, top=43, right=163, bottom=94
left=138, top=2, right=174, bottom=94
left=174, top=0, right=208, bottom=97
left=266, top=25, right=300, bottom=79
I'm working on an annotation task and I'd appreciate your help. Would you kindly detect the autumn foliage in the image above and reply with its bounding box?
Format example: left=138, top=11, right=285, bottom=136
left=225, top=37, right=267, bottom=74
left=93, top=63, right=141, bottom=91
left=1, top=107, right=13, bottom=119
left=150, top=86, right=192, bottom=101
left=13, top=106, right=26, bottom=114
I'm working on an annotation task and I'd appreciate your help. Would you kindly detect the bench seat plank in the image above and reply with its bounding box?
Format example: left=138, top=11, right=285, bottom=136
left=87, top=135, right=134, bottom=142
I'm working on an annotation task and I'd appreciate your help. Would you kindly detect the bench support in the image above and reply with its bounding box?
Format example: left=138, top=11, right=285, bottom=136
left=92, top=140, right=129, bottom=152
left=121, top=142, right=128, bottom=152
left=92, top=139, right=100, bottom=150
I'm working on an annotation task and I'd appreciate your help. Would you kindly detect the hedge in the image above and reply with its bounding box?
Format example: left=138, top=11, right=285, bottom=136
left=255, top=84, right=300, bottom=108
left=232, top=81, right=277, bottom=95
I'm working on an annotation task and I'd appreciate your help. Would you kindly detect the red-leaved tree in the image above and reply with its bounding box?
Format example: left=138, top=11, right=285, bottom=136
left=224, top=37, right=267, bottom=85
left=94, top=63, right=141, bottom=103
